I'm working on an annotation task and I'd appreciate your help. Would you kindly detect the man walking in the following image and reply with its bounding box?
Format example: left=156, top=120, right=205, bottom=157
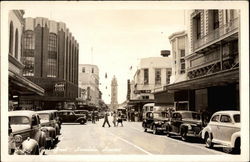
left=91, top=111, right=95, bottom=124
left=102, top=111, right=111, bottom=127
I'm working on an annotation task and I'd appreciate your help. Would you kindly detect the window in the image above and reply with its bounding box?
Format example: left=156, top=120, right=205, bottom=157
left=142, top=96, right=149, bottom=100
left=47, top=33, right=57, bottom=78
left=82, top=67, right=85, bottom=73
left=180, top=50, right=185, bottom=57
left=14, top=29, right=19, bottom=59
left=211, top=115, right=219, bottom=122
left=220, top=115, right=232, bottom=123
left=144, top=69, right=149, bottom=85
left=194, top=14, right=201, bottom=39
left=155, top=69, right=161, bottom=85
left=225, top=10, right=229, bottom=23
left=212, top=10, right=219, bottom=29
left=23, top=30, right=35, bottom=76
left=180, top=59, right=185, bottom=74
left=233, top=114, right=240, bottom=123
left=9, top=21, right=14, bottom=55
left=166, top=69, right=171, bottom=84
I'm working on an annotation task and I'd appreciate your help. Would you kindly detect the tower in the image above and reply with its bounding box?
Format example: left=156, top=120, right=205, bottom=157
left=110, top=75, right=118, bottom=111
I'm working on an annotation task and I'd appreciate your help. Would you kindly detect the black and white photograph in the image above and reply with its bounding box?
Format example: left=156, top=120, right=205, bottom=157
left=1, top=1, right=249, bottom=162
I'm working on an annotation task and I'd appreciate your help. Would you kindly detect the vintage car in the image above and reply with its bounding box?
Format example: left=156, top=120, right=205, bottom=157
left=164, top=111, right=203, bottom=141
left=35, top=110, right=61, bottom=148
left=57, top=110, right=87, bottom=124
left=142, top=111, right=170, bottom=135
left=201, top=111, right=240, bottom=153
left=8, top=110, right=46, bottom=155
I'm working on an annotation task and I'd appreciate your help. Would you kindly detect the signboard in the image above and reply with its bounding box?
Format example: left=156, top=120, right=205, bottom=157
left=55, top=82, right=65, bottom=92
left=134, top=90, right=151, bottom=94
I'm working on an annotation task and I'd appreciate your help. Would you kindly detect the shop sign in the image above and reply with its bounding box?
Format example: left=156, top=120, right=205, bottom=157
left=55, top=82, right=65, bottom=92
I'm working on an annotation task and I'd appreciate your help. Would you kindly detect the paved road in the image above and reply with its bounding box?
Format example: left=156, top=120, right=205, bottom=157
left=46, top=117, right=226, bottom=155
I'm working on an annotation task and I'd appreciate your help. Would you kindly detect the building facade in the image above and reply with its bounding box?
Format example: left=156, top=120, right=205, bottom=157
left=110, top=76, right=118, bottom=111
left=78, top=64, right=101, bottom=110
left=8, top=10, right=45, bottom=110
left=163, top=9, right=240, bottom=115
left=128, top=57, right=172, bottom=121
left=19, top=17, right=79, bottom=110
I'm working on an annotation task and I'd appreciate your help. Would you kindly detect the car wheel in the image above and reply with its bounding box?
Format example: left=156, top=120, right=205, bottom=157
left=204, top=133, right=213, bottom=148
left=153, top=125, right=157, bottom=135
left=233, top=138, right=241, bottom=154
left=181, top=131, right=187, bottom=141
left=144, top=128, right=147, bottom=132
left=223, top=147, right=233, bottom=153
left=80, top=119, right=85, bottom=125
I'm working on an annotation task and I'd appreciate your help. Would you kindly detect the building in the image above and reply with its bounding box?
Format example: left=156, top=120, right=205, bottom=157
left=19, top=17, right=79, bottom=110
left=8, top=10, right=45, bottom=110
left=110, top=76, right=118, bottom=111
left=168, top=31, right=188, bottom=83
left=162, top=9, right=240, bottom=114
left=128, top=56, right=172, bottom=121
left=78, top=64, right=101, bottom=110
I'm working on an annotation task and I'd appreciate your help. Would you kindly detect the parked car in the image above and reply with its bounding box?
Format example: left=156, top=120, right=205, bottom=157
left=57, top=110, right=87, bottom=124
left=142, top=111, right=170, bottom=135
left=35, top=110, right=61, bottom=148
left=164, top=111, right=203, bottom=141
left=201, top=111, right=240, bottom=153
left=8, top=110, right=46, bottom=155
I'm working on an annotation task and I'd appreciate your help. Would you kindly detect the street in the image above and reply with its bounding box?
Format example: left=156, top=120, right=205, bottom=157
left=46, top=117, right=226, bottom=155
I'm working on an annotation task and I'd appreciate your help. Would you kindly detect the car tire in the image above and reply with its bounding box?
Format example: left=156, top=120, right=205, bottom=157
left=204, top=133, right=213, bottom=148
left=232, top=138, right=241, bottom=154
left=181, top=131, right=187, bottom=141
left=153, top=125, right=157, bottom=135
left=80, top=119, right=85, bottom=125
left=144, top=128, right=147, bottom=132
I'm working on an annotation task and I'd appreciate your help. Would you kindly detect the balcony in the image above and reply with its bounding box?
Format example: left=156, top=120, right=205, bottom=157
left=193, top=17, right=239, bottom=53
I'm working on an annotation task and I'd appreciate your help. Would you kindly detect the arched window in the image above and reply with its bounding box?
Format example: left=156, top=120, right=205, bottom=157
left=14, top=29, right=19, bottom=59
left=9, top=21, right=13, bottom=55
left=47, top=33, right=57, bottom=78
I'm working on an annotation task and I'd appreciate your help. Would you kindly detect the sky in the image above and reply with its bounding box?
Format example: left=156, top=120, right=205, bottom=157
left=19, top=3, right=186, bottom=104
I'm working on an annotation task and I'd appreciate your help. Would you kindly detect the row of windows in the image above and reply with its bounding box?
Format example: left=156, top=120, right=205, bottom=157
left=143, top=68, right=172, bottom=85
left=9, top=21, right=19, bottom=59
left=82, top=67, right=95, bottom=73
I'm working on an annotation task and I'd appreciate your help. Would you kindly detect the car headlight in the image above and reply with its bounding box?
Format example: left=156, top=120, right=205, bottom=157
left=14, top=135, right=23, bottom=148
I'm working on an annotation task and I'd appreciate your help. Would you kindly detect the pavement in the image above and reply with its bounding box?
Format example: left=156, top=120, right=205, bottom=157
left=46, top=117, right=227, bottom=155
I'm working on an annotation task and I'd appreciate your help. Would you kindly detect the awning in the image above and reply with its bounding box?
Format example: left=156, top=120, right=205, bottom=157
left=9, top=71, right=44, bottom=96
left=164, top=68, right=239, bottom=91
left=127, top=99, right=155, bottom=105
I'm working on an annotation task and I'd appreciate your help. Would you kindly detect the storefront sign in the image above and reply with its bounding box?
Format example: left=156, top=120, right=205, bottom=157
left=55, top=83, right=65, bottom=92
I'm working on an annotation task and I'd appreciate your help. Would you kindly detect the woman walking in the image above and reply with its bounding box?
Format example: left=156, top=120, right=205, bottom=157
left=117, top=112, right=123, bottom=127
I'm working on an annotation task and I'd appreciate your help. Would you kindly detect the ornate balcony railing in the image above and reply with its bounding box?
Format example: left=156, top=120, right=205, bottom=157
left=193, top=17, right=239, bottom=51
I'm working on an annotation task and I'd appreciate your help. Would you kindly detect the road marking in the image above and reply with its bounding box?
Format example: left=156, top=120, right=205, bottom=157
left=105, top=130, right=152, bottom=155
left=159, top=136, right=226, bottom=155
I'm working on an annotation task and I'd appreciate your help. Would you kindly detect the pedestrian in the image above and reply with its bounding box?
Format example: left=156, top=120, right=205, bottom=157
left=112, top=111, right=117, bottom=127
left=91, top=111, right=95, bottom=124
left=117, top=112, right=123, bottom=127
left=102, top=111, right=111, bottom=127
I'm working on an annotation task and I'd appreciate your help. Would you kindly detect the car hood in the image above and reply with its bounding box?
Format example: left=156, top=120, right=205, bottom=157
left=11, top=124, right=30, bottom=132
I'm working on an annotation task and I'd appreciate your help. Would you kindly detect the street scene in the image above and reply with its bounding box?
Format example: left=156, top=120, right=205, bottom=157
left=3, top=1, right=249, bottom=161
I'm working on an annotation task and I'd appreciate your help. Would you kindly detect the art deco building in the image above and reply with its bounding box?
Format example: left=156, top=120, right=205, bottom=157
left=110, top=76, right=118, bottom=111
left=19, top=17, right=79, bottom=110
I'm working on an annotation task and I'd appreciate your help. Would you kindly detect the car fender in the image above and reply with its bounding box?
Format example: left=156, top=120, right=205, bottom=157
left=19, top=138, right=39, bottom=155
left=180, top=124, right=189, bottom=132
left=39, top=131, right=46, bottom=148
left=201, top=126, right=212, bottom=139
left=42, top=126, right=56, bottom=138
left=231, top=131, right=240, bottom=147
left=76, top=117, right=86, bottom=122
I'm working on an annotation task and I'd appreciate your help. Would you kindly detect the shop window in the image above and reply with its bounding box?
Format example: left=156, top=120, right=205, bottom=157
left=180, top=49, right=185, bottom=57
left=155, top=69, right=161, bottom=85
left=82, top=67, right=85, bottom=73
left=9, top=21, right=13, bottom=55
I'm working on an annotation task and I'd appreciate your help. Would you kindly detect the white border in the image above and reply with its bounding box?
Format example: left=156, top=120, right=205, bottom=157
left=1, top=1, right=249, bottom=162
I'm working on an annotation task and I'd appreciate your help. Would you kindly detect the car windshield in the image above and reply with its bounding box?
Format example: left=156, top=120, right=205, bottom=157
left=182, top=112, right=201, bottom=120
left=9, top=116, right=30, bottom=125
left=38, top=113, right=50, bottom=122
left=153, top=112, right=168, bottom=118
left=233, top=114, right=240, bottom=123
